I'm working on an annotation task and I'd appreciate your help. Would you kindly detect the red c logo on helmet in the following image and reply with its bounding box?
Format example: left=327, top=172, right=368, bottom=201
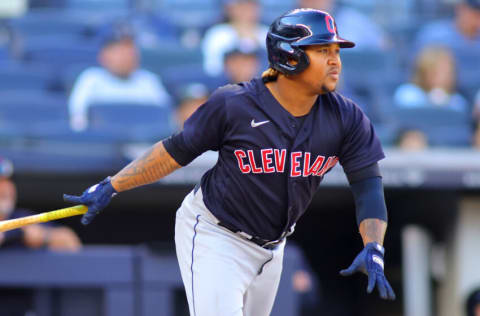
left=325, top=15, right=336, bottom=34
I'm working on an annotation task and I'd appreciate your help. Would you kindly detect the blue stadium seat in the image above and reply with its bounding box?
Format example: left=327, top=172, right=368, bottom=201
left=0, top=47, right=9, bottom=61
left=154, top=0, right=222, bottom=31
left=65, top=0, right=131, bottom=11
left=454, top=48, right=480, bottom=104
left=388, top=107, right=472, bottom=147
left=130, top=13, right=180, bottom=48
left=0, top=90, right=69, bottom=138
left=340, top=49, right=402, bottom=122
left=0, top=61, right=55, bottom=90
left=160, top=63, right=222, bottom=97
left=260, top=0, right=295, bottom=25
left=340, top=49, right=401, bottom=88
left=21, top=35, right=98, bottom=71
left=140, top=44, right=203, bottom=77
left=8, top=9, right=98, bottom=38
left=88, top=103, right=175, bottom=142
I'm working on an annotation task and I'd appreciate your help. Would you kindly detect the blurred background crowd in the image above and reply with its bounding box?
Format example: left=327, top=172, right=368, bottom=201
left=0, top=0, right=479, bottom=316
left=0, top=0, right=478, bottom=151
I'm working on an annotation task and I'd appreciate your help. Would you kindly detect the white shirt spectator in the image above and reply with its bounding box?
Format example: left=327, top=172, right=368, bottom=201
left=394, top=83, right=469, bottom=113
left=202, top=23, right=268, bottom=77
left=68, top=67, right=171, bottom=131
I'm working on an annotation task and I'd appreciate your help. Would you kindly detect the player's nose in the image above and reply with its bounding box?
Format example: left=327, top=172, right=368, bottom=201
left=327, top=55, right=340, bottom=65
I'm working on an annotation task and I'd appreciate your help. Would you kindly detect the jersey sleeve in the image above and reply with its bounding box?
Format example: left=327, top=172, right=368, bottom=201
left=338, top=98, right=385, bottom=174
left=164, top=87, right=228, bottom=165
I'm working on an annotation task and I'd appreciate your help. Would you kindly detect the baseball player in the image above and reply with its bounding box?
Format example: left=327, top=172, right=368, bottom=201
left=64, top=8, right=395, bottom=316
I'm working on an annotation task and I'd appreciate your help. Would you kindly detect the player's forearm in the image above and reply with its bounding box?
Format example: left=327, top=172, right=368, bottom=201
left=111, top=141, right=181, bottom=192
left=359, top=218, right=387, bottom=246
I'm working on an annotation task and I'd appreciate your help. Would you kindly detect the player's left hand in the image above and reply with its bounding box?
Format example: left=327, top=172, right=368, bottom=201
left=339, top=242, right=396, bottom=300
left=63, top=177, right=117, bottom=225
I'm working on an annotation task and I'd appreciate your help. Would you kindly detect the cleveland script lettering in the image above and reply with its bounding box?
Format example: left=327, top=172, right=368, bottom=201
left=234, top=149, right=339, bottom=177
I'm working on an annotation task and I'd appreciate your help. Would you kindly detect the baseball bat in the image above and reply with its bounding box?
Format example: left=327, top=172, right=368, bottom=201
left=0, top=205, right=88, bottom=233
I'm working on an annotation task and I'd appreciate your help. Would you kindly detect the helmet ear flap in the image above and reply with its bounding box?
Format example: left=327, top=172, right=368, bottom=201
left=279, top=42, right=294, bottom=54
left=288, top=47, right=310, bottom=74
left=272, top=41, right=310, bottom=75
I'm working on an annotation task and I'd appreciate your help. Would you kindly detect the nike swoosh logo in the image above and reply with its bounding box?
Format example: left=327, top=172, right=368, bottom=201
left=251, top=119, right=270, bottom=128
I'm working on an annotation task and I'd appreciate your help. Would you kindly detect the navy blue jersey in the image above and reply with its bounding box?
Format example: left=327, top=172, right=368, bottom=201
left=164, top=78, right=384, bottom=241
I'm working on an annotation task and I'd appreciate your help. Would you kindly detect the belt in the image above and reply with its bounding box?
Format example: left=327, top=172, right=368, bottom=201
left=217, top=221, right=285, bottom=250
left=193, top=183, right=290, bottom=250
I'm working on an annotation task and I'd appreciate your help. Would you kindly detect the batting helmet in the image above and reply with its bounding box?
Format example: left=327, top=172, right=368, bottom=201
left=266, top=8, right=355, bottom=75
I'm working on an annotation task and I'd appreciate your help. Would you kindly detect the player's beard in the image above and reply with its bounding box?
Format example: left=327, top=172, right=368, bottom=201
left=320, top=83, right=336, bottom=94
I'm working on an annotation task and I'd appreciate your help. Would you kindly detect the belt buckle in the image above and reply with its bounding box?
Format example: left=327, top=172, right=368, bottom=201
left=258, top=238, right=282, bottom=250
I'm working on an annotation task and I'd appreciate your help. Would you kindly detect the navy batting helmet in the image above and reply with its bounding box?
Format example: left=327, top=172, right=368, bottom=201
left=266, top=8, right=355, bottom=75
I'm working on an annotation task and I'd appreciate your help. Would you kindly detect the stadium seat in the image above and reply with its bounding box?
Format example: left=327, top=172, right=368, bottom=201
left=8, top=9, right=98, bottom=38
left=140, top=44, right=203, bottom=77
left=88, top=103, right=175, bottom=143
left=21, top=35, right=98, bottom=71
left=0, top=47, right=9, bottom=61
left=64, top=0, right=131, bottom=11
left=154, top=0, right=222, bottom=31
left=388, top=106, right=472, bottom=147
left=160, top=63, right=222, bottom=97
left=260, top=0, right=295, bottom=25
left=340, top=49, right=401, bottom=88
left=454, top=48, right=480, bottom=104
left=0, top=90, right=70, bottom=139
left=0, top=61, right=55, bottom=90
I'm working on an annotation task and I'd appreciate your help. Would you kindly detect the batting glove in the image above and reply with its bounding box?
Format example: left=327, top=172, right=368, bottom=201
left=63, top=177, right=117, bottom=225
left=340, top=242, right=396, bottom=300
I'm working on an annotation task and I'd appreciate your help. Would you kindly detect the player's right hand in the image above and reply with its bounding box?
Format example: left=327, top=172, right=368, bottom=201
left=63, top=177, right=117, bottom=225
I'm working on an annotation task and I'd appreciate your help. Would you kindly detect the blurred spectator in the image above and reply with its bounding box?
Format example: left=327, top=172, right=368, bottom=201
left=222, top=45, right=262, bottom=84
left=201, top=0, right=268, bottom=77
left=175, top=83, right=209, bottom=129
left=395, top=129, right=428, bottom=151
left=0, top=157, right=81, bottom=251
left=415, top=0, right=480, bottom=51
left=466, top=287, right=480, bottom=316
left=68, top=21, right=172, bottom=132
left=298, top=0, right=391, bottom=50
left=287, top=242, right=323, bottom=315
left=393, top=45, right=469, bottom=113
left=414, top=0, right=480, bottom=100
left=0, top=0, right=27, bottom=18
